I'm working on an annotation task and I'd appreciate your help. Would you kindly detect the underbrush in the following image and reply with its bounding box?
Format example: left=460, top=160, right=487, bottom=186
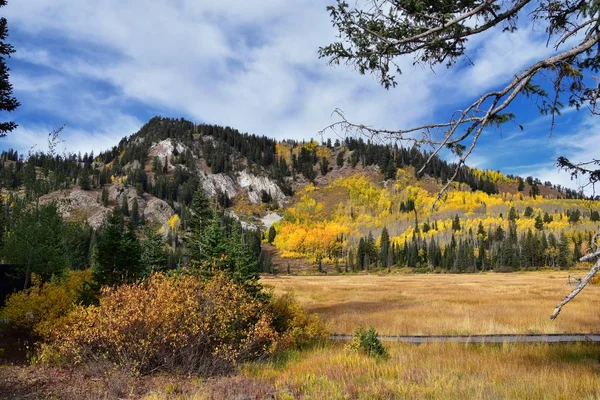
left=36, top=273, right=326, bottom=375
left=0, top=270, right=93, bottom=340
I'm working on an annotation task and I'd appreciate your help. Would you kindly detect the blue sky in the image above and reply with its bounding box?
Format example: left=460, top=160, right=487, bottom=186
left=2, top=0, right=598, bottom=191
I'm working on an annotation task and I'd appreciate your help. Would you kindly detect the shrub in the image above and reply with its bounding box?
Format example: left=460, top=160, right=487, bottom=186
left=269, top=293, right=327, bottom=349
left=44, top=273, right=322, bottom=375
left=346, top=326, right=388, bottom=359
left=0, top=270, right=93, bottom=339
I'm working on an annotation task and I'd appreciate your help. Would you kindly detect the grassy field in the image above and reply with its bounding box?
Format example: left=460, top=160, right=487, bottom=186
left=241, top=342, right=600, bottom=399
left=262, top=270, right=600, bottom=335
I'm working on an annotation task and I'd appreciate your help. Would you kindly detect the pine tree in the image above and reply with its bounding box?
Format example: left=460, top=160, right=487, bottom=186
left=557, top=232, right=571, bottom=270
left=141, top=227, right=168, bottom=273
left=94, top=209, right=143, bottom=286
left=131, top=197, right=139, bottom=227
left=508, top=207, right=518, bottom=221
left=79, top=170, right=91, bottom=190
left=452, top=214, right=461, bottom=232
left=101, top=187, right=109, bottom=207
left=189, top=211, right=228, bottom=276
left=121, top=194, right=130, bottom=217
left=379, top=226, right=390, bottom=268
left=534, top=214, right=544, bottom=230
left=267, top=225, right=276, bottom=244
left=189, top=186, right=212, bottom=231
left=0, top=2, right=19, bottom=136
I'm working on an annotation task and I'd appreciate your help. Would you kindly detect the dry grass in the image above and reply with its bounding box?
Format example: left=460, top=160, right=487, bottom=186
left=262, top=270, right=600, bottom=335
left=243, top=342, right=600, bottom=399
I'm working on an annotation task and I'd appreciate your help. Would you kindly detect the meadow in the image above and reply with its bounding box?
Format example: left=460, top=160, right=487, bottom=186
left=262, top=270, right=600, bottom=335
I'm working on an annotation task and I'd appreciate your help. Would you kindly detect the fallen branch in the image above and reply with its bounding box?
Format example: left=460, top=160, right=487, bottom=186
left=551, top=249, right=600, bottom=320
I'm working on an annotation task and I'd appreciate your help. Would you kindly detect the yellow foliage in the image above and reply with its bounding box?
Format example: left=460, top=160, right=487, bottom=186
left=0, top=270, right=93, bottom=339
left=43, top=273, right=325, bottom=375
left=167, top=214, right=180, bottom=231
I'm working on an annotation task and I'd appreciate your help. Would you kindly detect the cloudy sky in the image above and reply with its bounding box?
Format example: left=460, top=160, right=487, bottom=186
left=2, top=0, right=597, bottom=191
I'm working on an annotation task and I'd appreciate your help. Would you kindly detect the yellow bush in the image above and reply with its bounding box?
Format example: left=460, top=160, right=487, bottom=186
left=44, top=273, right=324, bottom=375
left=269, top=293, right=327, bottom=349
left=0, top=270, right=92, bottom=339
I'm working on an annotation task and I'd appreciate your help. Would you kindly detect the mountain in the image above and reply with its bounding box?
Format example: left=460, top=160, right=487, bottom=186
left=0, top=116, right=596, bottom=273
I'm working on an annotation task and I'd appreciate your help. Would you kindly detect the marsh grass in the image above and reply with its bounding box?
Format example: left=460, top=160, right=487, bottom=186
left=263, top=271, right=600, bottom=335
left=242, top=342, right=600, bottom=399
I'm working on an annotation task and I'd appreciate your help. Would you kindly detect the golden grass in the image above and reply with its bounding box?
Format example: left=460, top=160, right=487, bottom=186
left=262, top=270, right=600, bottom=335
left=242, top=342, right=600, bottom=400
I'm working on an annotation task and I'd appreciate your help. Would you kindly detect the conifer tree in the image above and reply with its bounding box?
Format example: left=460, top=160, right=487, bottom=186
left=267, top=225, right=276, bottom=244
left=94, top=209, right=143, bottom=286
left=141, top=227, right=168, bottom=273
left=557, top=233, right=571, bottom=270
left=0, top=1, right=19, bottom=136
left=379, top=226, right=390, bottom=268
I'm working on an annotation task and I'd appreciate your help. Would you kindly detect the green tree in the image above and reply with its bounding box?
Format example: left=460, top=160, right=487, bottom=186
left=508, top=207, right=518, bottom=222
left=534, top=214, right=544, bottom=231
left=3, top=202, right=67, bottom=288
left=557, top=233, right=571, bottom=270
left=0, top=0, right=20, bottom=136
left=121, top=195, right=130, bottom=217
left=379, top=226, right=390, bottom=268
left=189, top=211, right=228, bottom=275
left=94, top=209, right=143, bottom=286
left=101, top=187, right=109, bottom=207
left=189, top=186, right=212, bottom=231
left=452, top=214, right=461, bottom=232
left=267, top=225, right=276, bottom=244
left=130, top=197, right=139, bottom=227
left=336, top=150, right=345, bottom=167
left=141, top=227, right=168, bottom=273
left=79, top=170, right=91, bottom=190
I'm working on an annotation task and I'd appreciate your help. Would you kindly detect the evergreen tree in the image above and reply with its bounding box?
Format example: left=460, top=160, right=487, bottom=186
left=79, top=170, right=91, bottom=190
left=379, top=226, right=390, bottom=268
left=189, top=211, right=228, bottom=275
left=452, top=214, right=461, bottom=232
left=94, top=209, right=143, bottom=286
left=3, top=202, right=68, bottom=288
left=557, top=232, right=571, bottom=270
left=121, top=194, right=130, bottom=217
left=101, top=187, right=109, bottom=207
left=0, top=1, right=19, bottom=136
left=534, top=214, right=544, bottom=230
left=508, top=207, right=518, bottom=221
left=189, top=186, right=212, bottom=231
left=141, top=227, right=168, bottom=273
left=131, top=197, right=139, bottom=227
left=267, top=225, right=276, bottom=244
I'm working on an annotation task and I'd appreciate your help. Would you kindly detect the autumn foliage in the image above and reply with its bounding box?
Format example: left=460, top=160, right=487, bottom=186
left=41, top=273, right=325, bottom=375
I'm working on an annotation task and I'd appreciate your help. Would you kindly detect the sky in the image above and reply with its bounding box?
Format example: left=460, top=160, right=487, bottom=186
left=2, top=0, right=598, bottom=193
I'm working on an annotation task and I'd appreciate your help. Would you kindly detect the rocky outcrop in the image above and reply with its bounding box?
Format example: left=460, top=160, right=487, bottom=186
left=148, top=139, right=188, bottom=171
left=143, top=197, right=174, bottom=226
left=39, top=189, right=110, bottom=229
left=201, top=172, right=238, bottom=199
left=237, top=170, right=286, bottom=204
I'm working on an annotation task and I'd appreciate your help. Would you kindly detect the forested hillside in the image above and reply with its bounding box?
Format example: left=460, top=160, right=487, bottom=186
left=0, top=116, right=594, bottom=280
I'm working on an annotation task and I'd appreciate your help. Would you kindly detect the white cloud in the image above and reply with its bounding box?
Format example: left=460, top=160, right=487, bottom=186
left=3, top=0, right=572, bottom=163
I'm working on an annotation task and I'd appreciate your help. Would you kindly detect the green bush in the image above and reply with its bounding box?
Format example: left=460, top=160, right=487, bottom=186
left=346, top=326, right=388, bottom=359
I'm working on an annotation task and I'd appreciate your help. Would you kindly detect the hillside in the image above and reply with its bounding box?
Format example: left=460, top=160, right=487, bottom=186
left=0, top=116, right=596, bottom=273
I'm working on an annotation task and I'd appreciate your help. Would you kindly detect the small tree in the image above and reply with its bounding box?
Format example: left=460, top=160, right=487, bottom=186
left=268, top=225, right=276, bottom=244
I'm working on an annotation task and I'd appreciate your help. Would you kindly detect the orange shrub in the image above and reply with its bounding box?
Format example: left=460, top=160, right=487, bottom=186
left=45, top=273, right=324, bottom=375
